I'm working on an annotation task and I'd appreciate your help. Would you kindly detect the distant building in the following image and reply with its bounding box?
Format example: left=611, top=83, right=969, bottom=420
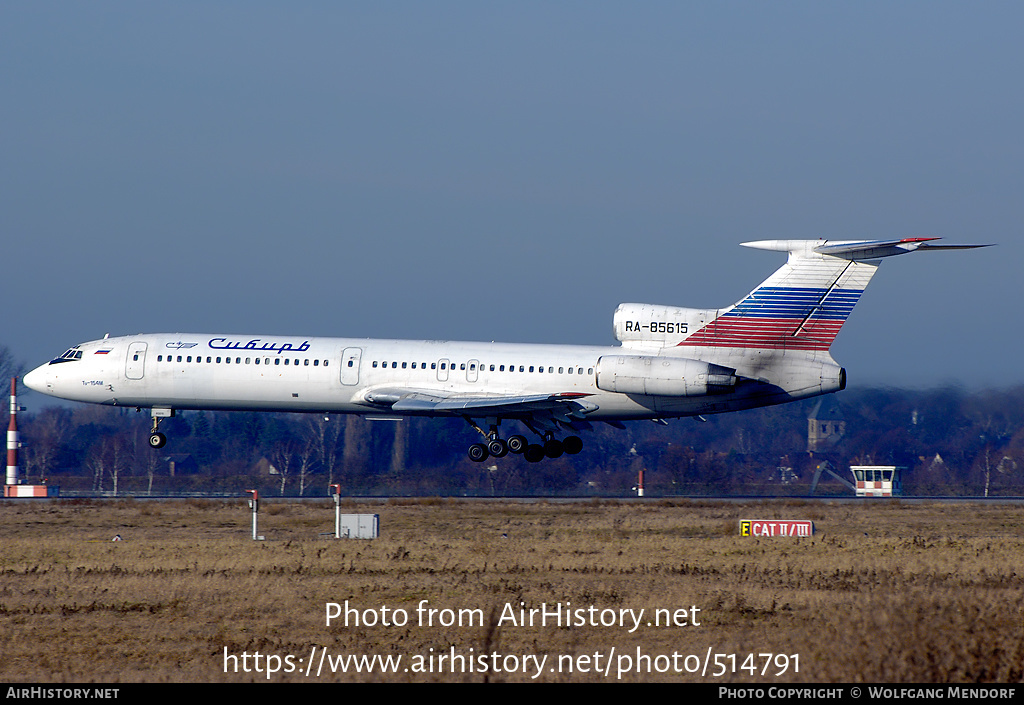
left=807, top=399, right=846, bottom=453
left=163, top=454, right=197, bottom=476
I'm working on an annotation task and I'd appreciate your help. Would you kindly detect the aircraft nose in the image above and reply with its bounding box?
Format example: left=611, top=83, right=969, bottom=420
left=23, top=365, right=48, bottom=393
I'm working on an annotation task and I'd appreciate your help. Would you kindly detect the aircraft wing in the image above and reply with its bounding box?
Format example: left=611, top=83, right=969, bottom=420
left=363, top=388, right=598, bottom=431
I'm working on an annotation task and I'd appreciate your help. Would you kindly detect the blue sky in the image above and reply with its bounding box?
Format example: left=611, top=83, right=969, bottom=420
left=2, top=2, right=1019, bottom=395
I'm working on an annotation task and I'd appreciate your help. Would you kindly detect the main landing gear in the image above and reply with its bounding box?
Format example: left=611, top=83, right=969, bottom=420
left=465, top=420, right=583, bottom=463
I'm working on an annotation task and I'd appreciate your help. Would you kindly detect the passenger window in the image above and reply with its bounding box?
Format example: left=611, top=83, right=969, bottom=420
left=568, top=367, right=573, bottom=374
left=559, top=367, right=564, bottom=374
left=157, top=355, right=163, bottom=362
left=489, top=365, right=495, bottom=371
left=255, top=358, right=260, bottom=365
left=177, top=356, right=182, bottom=362
left=401, top=362, right=406, bottom=369
left=245, top=358, right=251, bottom=364
left=499, top=365, right=505, bottom=372
left=275, top=358, right=281, bottom=365
left=588, top=368, right=593, bottom=375
left=391, top=361, right=397, bottom=368
left=348, top=361, right=354, bottom=367
left=305, top=359, right=310, bottom=366
left=324, top=360, right=328, bottom=367
left=431, top=363, right=437, bottom=369
left=236, top=357, right=241, bottom=364
left=529, top=366, right=535, bottom=373
left=206, top=357, right=212, bottom=363
left=519, top=366, right=524, bottom=372
left=217, top=357, right=222, bottom=363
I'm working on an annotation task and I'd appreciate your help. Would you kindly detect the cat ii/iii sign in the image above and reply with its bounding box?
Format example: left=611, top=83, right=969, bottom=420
left=739, top=520, right=814, bottom=537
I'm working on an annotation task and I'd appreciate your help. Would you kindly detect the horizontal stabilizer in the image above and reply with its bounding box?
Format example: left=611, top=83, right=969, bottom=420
left=812, top=238, right=992, bottom=260
left=741, top=238, right=991, bottom=261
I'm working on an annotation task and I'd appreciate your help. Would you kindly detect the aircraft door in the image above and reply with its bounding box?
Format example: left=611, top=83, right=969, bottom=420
left=125, top=342, right=147, bottom=380
left=437, top=358, right=450, bottom=382
left=340, top=347, right=362, bottom=385
left=467, top=359, right=479, bottom=383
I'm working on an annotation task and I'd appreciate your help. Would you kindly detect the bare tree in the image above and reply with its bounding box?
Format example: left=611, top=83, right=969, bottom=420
left=131, top=423, right=163, bottom=494
left=0, top=345, right=24, bottom=387
left=87, top=436, right=130, bottom=495
left=343, top=415, right=370, bottom=480
left=21, top=407, right=71, bottom=482
left=305, top=415, right=342, bottom=487
left=295, top=439, right=316, bottom=496
left=268, top=438, right=298, bottom=496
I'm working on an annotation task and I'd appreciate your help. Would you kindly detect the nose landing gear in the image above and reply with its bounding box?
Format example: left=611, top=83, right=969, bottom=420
left=146, top=408, right=174, bottom=449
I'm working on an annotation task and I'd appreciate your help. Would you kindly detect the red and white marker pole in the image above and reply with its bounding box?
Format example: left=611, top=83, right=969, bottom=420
left=7, top=378, right=19, bottom=487
left=246, top=489, right=259, bottom=540
left=329, top=484, right=341, bottom=538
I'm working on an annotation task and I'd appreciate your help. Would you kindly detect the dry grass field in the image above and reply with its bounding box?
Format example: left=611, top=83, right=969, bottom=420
left=1, top=497, right=1023, bottom=683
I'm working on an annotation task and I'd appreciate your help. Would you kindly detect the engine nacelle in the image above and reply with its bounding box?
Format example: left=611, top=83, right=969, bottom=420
left=596, top=355, right=737, bottom=397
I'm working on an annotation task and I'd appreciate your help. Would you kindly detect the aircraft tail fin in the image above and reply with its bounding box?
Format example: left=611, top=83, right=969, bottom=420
left=677, top=238, right=990, bottom=352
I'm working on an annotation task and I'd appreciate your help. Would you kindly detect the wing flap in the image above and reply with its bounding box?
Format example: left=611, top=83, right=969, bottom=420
left=367, top=388, right=598, bottom=418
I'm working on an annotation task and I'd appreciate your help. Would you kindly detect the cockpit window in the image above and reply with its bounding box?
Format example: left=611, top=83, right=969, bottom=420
left=49, top=347, right=83, bottom=365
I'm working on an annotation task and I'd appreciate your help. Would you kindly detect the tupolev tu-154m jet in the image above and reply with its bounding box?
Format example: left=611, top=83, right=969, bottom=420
left=24, top=238, right=988, bottom=463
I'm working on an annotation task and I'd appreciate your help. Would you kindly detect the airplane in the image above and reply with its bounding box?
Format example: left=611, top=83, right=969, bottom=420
left=23, top=238, right=988, bottom=464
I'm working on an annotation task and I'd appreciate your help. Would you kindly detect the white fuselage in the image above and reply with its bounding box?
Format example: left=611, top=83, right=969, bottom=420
left=23, top=331, right=841, bottom=422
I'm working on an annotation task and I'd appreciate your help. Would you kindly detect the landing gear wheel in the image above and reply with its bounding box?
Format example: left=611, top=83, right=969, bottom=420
left=524, top=444, right=545, bottom=463
left=506, top=435, right=527, bottom=454
left=487, top=439, right=508, bottom=458
left=468, top=443, right=489, bottom=462
left=562, top=436, right=583, bottom=455
left=544, top=439, right=564, bottom=459
left=148, top=432, right=167, bottom=449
